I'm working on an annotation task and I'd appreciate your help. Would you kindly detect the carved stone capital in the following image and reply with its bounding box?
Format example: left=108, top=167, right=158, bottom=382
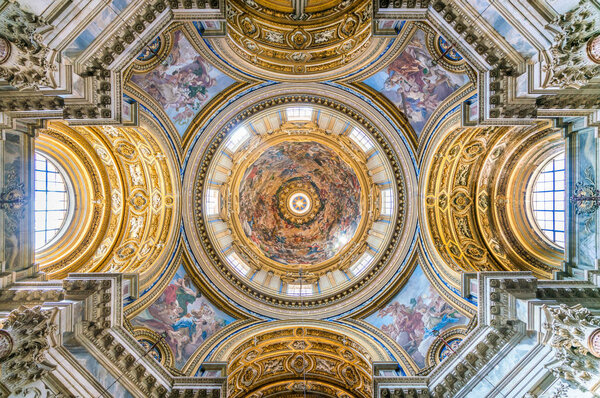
left=542, top=304, right=600, bottom=393
left=544, top=0, right=600, bottom=89
left=0, top=1, right=57, bottom=90
left=0, top=306, right=57, bottom=391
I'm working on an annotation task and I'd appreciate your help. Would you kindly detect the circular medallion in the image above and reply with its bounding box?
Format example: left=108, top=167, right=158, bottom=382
left=0, top=38, right=11, bottom=64
left=277, top=178, right=322, bottom=225
left=589, top=328, right=600, bottom=358
left=587, top=34, right=600, bottom=64
left=238, top=141, right=361, bottom=265
left=289, top=192, right=310, bottom=215
left=0, top=330, right=13, bottom=360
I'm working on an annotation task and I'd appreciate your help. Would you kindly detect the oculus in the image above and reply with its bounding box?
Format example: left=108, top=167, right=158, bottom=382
left=288, top=192, right=310, bottom=215
left=531, top=152, right=565, bottom=248
left=278, top=178, right=322, bottom=224
left=34, top=152, right=72, bottom=250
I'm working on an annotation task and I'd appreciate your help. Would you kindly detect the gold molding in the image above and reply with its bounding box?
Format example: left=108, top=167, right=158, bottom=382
left=37, top=121, right=180, bottom=291
left=422, top=120, right=563, bottom=287
left=226, top=325, right=373, bottom=398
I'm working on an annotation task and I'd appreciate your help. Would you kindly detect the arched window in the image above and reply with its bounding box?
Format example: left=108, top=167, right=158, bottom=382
left=34, top=152, right=71, bottom=250
left=531, top=153, right=565, bottom=247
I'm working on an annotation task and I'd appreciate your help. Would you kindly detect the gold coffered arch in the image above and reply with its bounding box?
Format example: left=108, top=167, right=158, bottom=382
left=421, top=119, right=564, bottom=288
left=35, top=123, right=112, bottom=276
left=35, top=117, right=180, bottom=291
left=226, top=326, right=374, bottom=398
left=212, top=0, right=394, bottom=81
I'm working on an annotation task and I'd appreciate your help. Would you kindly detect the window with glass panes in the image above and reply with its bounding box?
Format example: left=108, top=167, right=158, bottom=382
left=35, top=152, right=69, bottom=250
left=532, top=153, right=565, bottom=247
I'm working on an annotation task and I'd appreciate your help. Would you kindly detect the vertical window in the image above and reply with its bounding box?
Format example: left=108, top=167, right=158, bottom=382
left=226, top=126, right=250, bottom=152
left=532, top=153, right=565, bottom=247
left=287, top=283, right=312, bottom=296
left=348, top=128, right=374, bottom=152
left=226, top=252, right=250, bottom=275
left=381, top=188, right=394, bottom=216
left=35, top=152, right=70, bottom=250
left=206, top=188, right=220, bottom=216
left=286, top=107, right=313, bottom=121
left=349, top=252, right=374, bottom=276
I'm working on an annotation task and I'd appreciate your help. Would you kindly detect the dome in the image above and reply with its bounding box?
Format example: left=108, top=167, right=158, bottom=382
left=183, top=85, right=417, bottom=318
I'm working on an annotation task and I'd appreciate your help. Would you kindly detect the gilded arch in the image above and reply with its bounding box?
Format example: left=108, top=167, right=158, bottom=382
left=421, top=118, right=564, bottom=289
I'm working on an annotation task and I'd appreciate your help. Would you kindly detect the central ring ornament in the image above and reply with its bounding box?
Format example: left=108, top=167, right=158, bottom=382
left=290, top=193, right=308, bottom=213
left=277, top=178, right=322, bottom=225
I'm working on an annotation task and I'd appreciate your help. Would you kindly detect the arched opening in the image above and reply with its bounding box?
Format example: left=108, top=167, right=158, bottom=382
left=531, top=152, right=566, bottom=248
left=34, top=151, right=72, bottom=250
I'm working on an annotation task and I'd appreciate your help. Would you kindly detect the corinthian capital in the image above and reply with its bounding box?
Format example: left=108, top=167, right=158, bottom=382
left=544, top=0, right=600, bottom=89
left=0, top=1, right=56, bottom=90
left=542, top=304, right=600, bottom=394
left=0, top=306, right=57, bottom=393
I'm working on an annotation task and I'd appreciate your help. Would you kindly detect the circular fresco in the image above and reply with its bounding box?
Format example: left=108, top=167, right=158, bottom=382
left=238, top=141, right=361, bottom=265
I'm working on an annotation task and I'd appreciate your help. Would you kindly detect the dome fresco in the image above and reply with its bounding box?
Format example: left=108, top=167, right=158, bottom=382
left=238, top=141, right=362, bottom=265
left=185, top=96, right=414, bottom=315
